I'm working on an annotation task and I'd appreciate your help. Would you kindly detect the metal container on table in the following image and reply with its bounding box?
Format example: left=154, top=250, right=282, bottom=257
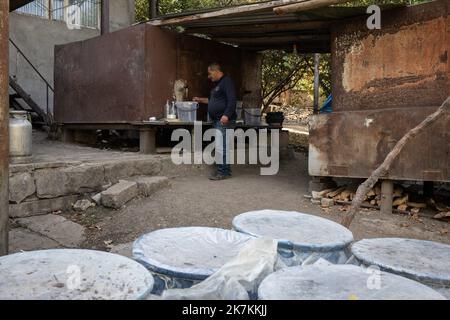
left=9, top=110, right=32, bottom=159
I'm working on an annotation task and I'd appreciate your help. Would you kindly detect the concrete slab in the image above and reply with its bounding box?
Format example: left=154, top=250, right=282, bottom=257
left=101, top=180, right=138, bottom=209
left=9, top=228, right=61, bottom=253
left=15, top=214, right=86, bottom=248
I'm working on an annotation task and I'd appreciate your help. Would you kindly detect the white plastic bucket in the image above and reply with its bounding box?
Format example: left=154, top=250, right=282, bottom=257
left=175, top=102, right=199, bottom=122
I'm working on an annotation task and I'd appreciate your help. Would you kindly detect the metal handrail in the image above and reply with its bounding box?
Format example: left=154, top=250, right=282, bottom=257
left=9, top=38, right=54, bottom=92
left=9, top=37, right=53, bottom=121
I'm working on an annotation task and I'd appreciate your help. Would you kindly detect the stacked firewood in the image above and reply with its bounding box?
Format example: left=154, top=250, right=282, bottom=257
left=310, top=183, right=450, bottom=220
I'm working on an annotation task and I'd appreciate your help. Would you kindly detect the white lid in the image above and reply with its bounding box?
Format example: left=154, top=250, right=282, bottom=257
left=133, top=227, right=253, bottom=280
left=351, top=238, right=450, bottom=285
left=232, top=210, right=353, bottom=251
left=0, top=249, right=154, bottom=300
left=258, top=264, right=445, bottom=300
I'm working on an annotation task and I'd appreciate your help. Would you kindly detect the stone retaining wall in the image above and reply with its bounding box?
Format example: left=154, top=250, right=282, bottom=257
left=9, top=155, right=205, bottom=218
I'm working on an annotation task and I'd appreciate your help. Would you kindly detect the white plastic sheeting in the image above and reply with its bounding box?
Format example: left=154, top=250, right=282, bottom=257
left=258, top=264, right=446, bottom=300
left=0, top=249, right=154, bottom=300
left=162, top=237, right=278, bottom=300
left=232, top=210, right=354, bottom=266
left=350, top=238, right=450, bottom=299
left=133, top=227, right=253, bottom=294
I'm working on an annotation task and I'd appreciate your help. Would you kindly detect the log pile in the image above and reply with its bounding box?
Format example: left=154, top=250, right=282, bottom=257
left=310, top=183, right=450, bottom=220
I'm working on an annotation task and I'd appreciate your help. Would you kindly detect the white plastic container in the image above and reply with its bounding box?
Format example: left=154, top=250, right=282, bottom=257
left=236, top=101, right=243, bottom=120
left=232, top=210, right=354, bottom=266
left=0, top=249, right=154, bottom=300
left=243, top=108, right=261, bottom=125
left=350, top=238, right=450, bottom=299
left=258, top=264, right=445, bottom=300
left=175, top=101, right=199, bottom=122
left=133, top=227, right=253, bottom=294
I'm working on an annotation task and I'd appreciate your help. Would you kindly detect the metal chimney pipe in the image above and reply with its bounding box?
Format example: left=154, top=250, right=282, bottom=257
left=101, top=0, right=110, bottom=35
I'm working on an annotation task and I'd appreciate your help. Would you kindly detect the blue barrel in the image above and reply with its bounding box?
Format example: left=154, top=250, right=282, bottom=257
left=232, top=210, right=354, bottom=266
left=0, top=249, right=154, bottom=300
left=133, top=227, right=253, bottom=294
left=258, top=264, right=445, bottom=300
left=351, top=238, right=450, bottom=299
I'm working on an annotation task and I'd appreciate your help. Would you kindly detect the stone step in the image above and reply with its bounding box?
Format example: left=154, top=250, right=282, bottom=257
left=129, top=176, right=170, bottom=197
left=101, top=180, right=138, bottom=209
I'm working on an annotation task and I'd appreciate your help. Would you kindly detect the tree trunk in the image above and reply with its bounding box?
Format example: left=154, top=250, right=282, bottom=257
left=341, top=96, right=450, bottom=228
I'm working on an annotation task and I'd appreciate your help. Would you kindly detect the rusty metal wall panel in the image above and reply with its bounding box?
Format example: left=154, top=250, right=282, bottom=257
left=55, top=25, right=147, bottom=123
left=309, top=107, right=450, bottom=182
left=55, top=24, right=249, bottom=124
left=144, top=26, right=177, bottom=119
left=176, top=34, right=243, bottom=121
left=331, top=0, right=450, bottom=112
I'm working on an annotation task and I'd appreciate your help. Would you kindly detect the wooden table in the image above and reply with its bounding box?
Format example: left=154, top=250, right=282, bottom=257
left=60, top=121, right=284, bottom=154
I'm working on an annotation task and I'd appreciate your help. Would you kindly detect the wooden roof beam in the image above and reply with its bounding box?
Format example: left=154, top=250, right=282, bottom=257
left=184, top=20, right=331, bottom=35
left=274, top=0, right=352, bottom=15
left=149, top=0, right=303, bottom=26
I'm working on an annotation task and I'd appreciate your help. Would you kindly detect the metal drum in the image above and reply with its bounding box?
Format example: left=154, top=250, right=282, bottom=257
left=9, top=110, right=32, bottom=163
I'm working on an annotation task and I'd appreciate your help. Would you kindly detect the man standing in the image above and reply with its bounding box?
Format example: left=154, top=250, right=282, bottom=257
left=193, top=63, right=237, bottom=180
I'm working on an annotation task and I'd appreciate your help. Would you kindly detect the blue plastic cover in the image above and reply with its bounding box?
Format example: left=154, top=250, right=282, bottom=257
left=133, top=227, right=253, bottom=282
left=0, top=249, right=154, bottom=300
left=258, top=264, right=445, bottom=300
left=350, top=238, right=450, bottom=298
left=320, top=94, right=332, bottom=113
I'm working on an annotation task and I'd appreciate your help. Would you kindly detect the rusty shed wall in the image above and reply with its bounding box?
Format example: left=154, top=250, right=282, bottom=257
left=144, top=26, right=177, bottom=119
left=55, top=25, right=148, bottom=123
left=309, top=0, right=450, bottom=182
left=55, top=25, right=248, bottom=123
left=331, top=0, right=449, bottom=111
left=176, top=32, right=243, bottom=121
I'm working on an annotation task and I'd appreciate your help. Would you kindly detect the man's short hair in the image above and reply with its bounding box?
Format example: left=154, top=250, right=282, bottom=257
left=208, top=62, right=223, bottom=72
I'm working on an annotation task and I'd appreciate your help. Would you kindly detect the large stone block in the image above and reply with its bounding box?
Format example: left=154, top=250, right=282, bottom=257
left=103, top=158, right=162, bottom=183
left=131, top=176, right=169, bottom=197
left=101, top=180, right=138, bottom=209
left=34, top=164, right=106, bottom=198
left=9, top=172, right=36, bottom=204
left=9, top=195, right=79, bottom=218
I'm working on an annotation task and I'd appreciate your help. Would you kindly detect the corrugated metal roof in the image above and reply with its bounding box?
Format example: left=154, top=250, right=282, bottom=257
left=147, top=2, right=404, bottom=52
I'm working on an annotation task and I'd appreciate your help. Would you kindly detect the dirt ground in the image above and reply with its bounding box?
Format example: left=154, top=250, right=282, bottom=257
left=61, top=152, right=450, bottom=251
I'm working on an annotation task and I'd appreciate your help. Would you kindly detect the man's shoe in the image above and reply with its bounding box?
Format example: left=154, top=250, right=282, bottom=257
left=208, top=173, right=231, bottom=181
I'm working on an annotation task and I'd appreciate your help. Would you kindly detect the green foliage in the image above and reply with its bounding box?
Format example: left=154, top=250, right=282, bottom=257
left=261, top=51, right=331, bottom=110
